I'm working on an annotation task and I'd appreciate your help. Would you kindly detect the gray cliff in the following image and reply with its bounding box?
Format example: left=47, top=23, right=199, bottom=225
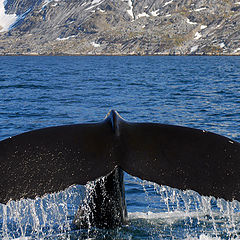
left=0, top=0, right=239, bottom=55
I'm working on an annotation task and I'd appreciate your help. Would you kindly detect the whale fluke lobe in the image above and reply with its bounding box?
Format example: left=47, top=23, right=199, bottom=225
left=120, top=123, right=240, bottom=201
left=0, top=112, right=118, bottom=203
left=0, top=110, right=240, bottom=228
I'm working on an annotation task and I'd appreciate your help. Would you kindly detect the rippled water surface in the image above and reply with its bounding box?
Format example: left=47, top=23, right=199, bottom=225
left=0, top=56, right=240, bottom=239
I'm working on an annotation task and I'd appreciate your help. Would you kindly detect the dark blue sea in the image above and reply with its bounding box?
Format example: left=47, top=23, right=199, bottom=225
left=0, top=56, right=240, bottom=240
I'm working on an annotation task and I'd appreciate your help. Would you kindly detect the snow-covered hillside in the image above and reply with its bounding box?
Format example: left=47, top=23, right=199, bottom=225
left=0, top=0, right=17, bottom=32
left=0, top=0, right=239, bottom=55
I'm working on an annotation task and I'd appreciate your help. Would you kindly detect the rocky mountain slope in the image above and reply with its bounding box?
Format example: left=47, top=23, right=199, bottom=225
left=0, top=0, right=239, bottom=55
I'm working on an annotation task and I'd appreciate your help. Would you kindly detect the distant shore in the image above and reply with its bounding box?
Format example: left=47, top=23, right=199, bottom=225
left=0, top=53, right=239, bottom=56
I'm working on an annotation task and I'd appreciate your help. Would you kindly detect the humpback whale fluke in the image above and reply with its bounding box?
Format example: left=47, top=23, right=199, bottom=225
left=73, top=166, right=127, bottom=229
left=0, top=110, right=240, bottom=228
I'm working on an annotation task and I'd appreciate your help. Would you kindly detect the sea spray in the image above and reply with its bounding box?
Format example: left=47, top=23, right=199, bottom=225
left=125, top=173, right=240, bottom=239
left=1, top=173, right=240, bottom=239
left=0, top=185, right=84, bottom=239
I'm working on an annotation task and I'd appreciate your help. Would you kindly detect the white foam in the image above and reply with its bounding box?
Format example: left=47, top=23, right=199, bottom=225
left=185, top=234, right=221, bottom=240
left=0, top=0, right=18, bottom=32
left=129, top=210, right=207, bottom=221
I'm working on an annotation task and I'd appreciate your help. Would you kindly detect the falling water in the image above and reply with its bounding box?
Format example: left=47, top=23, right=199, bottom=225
left=126, top=174, right=240, bottom=239
left=1, top=173, right=240, bottom=239
left=0, top=185, right=85, bottom=239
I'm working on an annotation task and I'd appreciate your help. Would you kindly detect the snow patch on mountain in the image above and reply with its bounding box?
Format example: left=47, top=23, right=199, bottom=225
left=127, top=0, right=134, bottom=19
left=91, top=41, right=100, bottom=47
left=85, top=0, right=105, bottom=11
left=186, top=18, right=197, bottom=25
left=136, top=12, right=150, bottom=19
left=234, top=48, right=240, bottom=53
left=150, top=9, right=159, bottom=16
left=42, top=0, right=52, bottom=9
left=190, top=45, right=198, bottom=53
left=219, top=43, right=225, bottom=48
left=42, top=0, right=61, bottom=9
left=56, top=35, right=76, bottom=41
left=194, top=7, right=207, bottom=12
left=194, top=32, right=202, bottom=40
left=163, top=0, right=173, bottom=7
left=0, top=0, right=18, bottom=32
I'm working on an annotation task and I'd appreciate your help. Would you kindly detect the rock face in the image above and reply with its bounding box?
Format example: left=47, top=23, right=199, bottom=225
left=0, top=0, right=239, bottom=55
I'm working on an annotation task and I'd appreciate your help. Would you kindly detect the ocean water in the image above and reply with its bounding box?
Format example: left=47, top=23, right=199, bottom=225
left=0, top=56, right=240, bottom=239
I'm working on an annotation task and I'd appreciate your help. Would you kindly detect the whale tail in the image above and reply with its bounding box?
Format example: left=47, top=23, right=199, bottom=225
left=0, top=110, right=240, bottom=228
left=73, top=166, right=127, bottom=229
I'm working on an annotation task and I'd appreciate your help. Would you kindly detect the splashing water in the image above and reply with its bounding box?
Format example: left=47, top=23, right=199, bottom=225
left=125, top=174, right=240, bottom=239
left=1, top=173, right=240, bottom=239
left=0, top=185, right=85, bottom=239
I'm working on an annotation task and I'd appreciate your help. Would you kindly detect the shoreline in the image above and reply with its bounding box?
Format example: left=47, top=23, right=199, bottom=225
left=0, top=53, right=239, bottom=57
